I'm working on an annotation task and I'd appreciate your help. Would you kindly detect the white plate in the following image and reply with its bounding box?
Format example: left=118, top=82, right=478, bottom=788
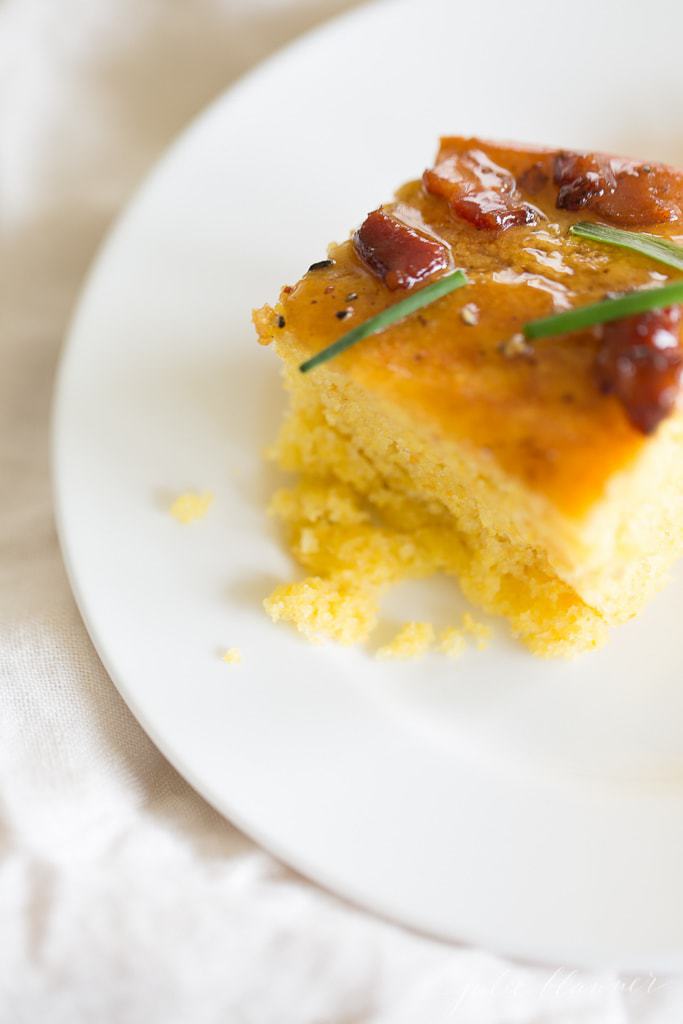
left=53, top=0, right=683, bottom=971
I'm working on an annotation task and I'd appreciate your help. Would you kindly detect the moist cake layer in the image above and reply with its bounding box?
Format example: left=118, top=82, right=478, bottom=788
left=255, top=138, right=683, bottom=656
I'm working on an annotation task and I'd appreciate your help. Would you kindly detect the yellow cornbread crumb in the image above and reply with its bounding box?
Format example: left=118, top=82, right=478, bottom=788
left=170, top=491, right=213, bottom=524
left=462, top=613, right=492, bottom=651
left=377, top=622, right=435, bottom=660
left=222, top=647, right=242, bottom=665
left=438, top=627, right=467, bottom=659
left=264, top=577, right=379, bottom=645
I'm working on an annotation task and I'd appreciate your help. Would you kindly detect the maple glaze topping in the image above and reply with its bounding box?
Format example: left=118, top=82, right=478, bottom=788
left=428, top=138, right=683, bottom=228
left=423, top=150, right=539, bottom=231
left=517, top=162, right=550, bottom=196
left=596, top=305, right=683, bottom=433
left=554, top=152, right=682, bottom=226
left=354, top=209, right=449, bottom=289
left=274, top=138, right=683, bottom=513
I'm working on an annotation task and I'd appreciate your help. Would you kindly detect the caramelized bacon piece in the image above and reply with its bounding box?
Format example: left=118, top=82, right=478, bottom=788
left=432, top=138, right=683, bottom=227
left=554, top=152, right=681, bottom=226
left=354, top=209, right=449, bottom=289
left=596, top=305, right=683, bottom=433
left=597, top=159, right=682, bottom=226
left=554, top=152, right=617, bottom=210
left=423, top=149, right=539, bottom=231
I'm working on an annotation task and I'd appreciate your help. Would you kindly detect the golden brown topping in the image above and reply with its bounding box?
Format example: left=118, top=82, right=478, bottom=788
left=423, top=149, right=539, bottom=231
left=354, top=209, right=449, bottom=289
left=554, top=152, right=682, bottom=226
left=596, top=305, right=683, bottom=433
left=517, top=162, right=550, bottom=195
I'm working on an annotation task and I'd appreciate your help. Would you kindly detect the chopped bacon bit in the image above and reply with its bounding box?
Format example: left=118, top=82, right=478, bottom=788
left=554, top=152, right=616, bottom=210
left=517, top=162, right=549, bottom=196
left=431, top=138, right=683, bottom=226
left=596, top=305, right=683, bottom=433
left=554, top=152, right=681, bottom=225
left=597, top=160, right=681, bottom=226
left=354, top=209, right=449, bottom=290
left=423, top=150, right=539, bottom=231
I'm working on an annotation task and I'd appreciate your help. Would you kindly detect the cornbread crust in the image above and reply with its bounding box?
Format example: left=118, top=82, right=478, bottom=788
left=256, top=140, right=683, bottom=656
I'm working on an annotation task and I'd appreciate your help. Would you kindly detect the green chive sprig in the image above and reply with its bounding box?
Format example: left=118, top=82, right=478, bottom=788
left=299, top=270, right=468, bottom=373
left=570, top=221, right=683, bottom=272
left=523, top=280, right=683, bottom=341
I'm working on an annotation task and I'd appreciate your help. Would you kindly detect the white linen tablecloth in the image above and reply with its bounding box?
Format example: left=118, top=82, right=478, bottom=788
left=1, top=1, right=682, bottom=1019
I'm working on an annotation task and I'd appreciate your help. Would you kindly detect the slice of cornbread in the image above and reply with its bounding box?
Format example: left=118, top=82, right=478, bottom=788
left=255, top=138, right=683, bottom=656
